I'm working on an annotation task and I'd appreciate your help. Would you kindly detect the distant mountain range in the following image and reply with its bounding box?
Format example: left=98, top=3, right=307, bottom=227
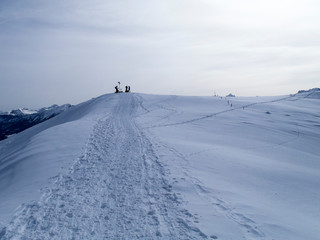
left=0, top=104, right=71, bottom=141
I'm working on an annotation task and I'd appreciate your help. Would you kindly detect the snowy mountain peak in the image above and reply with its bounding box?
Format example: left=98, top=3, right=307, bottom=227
left=0, top=104, right=72, bottom=141
left=37, top=104, right=72, bottom=117
left=4, top=104, right=72, bottom=116
left=8, top=108, right=38, bottom=116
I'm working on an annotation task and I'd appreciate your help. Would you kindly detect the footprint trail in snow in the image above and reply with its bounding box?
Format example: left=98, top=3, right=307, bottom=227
left=1, top=94, right=206, bottom=239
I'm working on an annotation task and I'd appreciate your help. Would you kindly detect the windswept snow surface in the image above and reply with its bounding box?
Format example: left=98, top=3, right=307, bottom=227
left=0, top=91, right=319, bottom=239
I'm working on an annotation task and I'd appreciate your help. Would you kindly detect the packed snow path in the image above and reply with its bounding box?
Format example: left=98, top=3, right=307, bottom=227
left=1, top=90, right=320, bottom=240
left=1, top=94, right=206, bottom=239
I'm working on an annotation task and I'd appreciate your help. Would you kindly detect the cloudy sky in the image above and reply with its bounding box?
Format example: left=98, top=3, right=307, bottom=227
left=0, top=0, right=319, bottom=110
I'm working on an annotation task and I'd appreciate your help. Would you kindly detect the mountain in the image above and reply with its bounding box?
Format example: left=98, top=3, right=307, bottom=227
left=0, top=104, right=72, bottom=141
left=296, top=87, right=320, bottom=98
left=226, top=93, right=235, bottom=97
left=0, top=90, right=319, bottom=239
left=8, top=108, right=38, bottom=116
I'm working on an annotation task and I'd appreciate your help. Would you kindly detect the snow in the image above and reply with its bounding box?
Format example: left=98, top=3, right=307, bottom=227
left=0, top=95, right=113, bottom=224
left=4, top=104, right=71, bottom=117
left=0, top=91, right=319, bottom=239
left=7, top=108, right=38, bottom=116
left=18, top=109, right=38, bottom=115
left=0, top=104, right=72, bottom=141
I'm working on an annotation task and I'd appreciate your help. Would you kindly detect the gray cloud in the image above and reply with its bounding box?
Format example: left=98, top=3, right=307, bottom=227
left=0, top=0, right=319, bottom=110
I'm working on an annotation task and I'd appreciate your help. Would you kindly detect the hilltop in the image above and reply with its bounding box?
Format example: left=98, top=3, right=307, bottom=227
left=0, top=90, right=319, bottom=239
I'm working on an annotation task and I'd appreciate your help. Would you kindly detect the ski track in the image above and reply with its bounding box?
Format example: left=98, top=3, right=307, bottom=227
left=146, top=93, right=306, bottom=129
left=155, top=141, right=266, bottom=240
left=1, top=94, right=206, bottom=240
left=136, top=94, right=307, bottom=239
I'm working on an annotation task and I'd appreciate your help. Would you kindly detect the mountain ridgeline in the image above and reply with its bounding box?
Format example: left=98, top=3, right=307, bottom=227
left=0, top=104, right=71, bottom=141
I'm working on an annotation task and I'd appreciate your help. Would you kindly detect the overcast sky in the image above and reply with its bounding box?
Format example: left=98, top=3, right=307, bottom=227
left=0, top=0, right=319, bottom=110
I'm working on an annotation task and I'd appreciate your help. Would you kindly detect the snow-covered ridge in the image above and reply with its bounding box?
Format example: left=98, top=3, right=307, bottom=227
left=8, top=108, right=38, bottom=116
left=0, top=104, right=72, bottom=141
left=3, top=104, right=71, bottom=117
left=0, top=91, right=319, bottom=239
left=296, top=87, right=320, bottom=98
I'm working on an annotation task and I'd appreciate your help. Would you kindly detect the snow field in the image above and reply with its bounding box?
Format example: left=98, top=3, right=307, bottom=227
left=1, top=94, right=206, bottom=239
left=0, top=90, right=319, bottom=239
left=136, top=92, right=320, bottom=239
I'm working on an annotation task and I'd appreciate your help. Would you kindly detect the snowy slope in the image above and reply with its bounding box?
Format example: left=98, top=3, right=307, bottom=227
left=0, top=90, right=319, bottom=239
left=0, top=96, right=113, bottom=223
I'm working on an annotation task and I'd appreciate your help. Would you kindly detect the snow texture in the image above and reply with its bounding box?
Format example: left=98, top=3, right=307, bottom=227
left=0, top=89, right=319, bottom=239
